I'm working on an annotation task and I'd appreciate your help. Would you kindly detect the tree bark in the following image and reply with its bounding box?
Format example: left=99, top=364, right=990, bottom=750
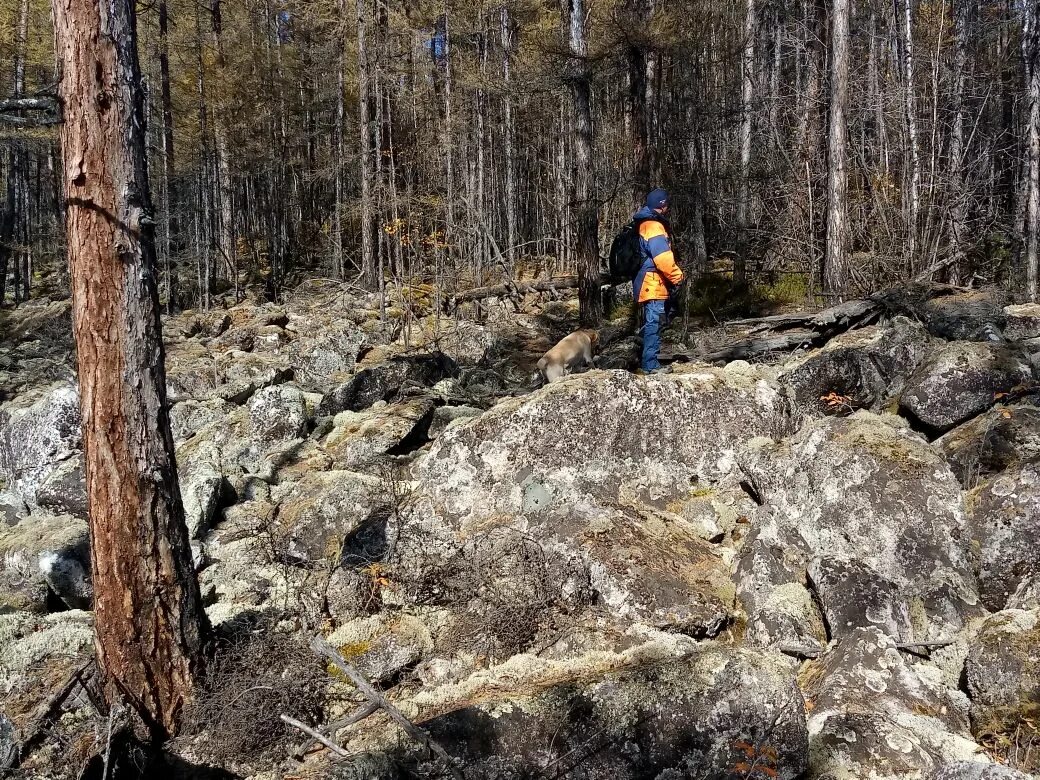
left=562, top=0, right=601, bottom=324
left=357, top=0, right=377, bottom=290
left=824, top=0, right=850, bottom=296
left=50, top=0, right=207, bottom=739
left=1025, top=0, right=1040, bottom=301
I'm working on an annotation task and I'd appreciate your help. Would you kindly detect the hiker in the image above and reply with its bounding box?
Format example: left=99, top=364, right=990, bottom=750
left=632, top=188, right=683, bottom=373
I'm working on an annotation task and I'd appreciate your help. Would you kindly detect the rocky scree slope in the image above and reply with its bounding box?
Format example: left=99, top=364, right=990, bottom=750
left=0, top=286, right=1039, bottom=779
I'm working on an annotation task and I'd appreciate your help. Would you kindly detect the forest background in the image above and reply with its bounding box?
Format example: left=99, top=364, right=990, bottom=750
left=1, top=0, right=1039, bottom=319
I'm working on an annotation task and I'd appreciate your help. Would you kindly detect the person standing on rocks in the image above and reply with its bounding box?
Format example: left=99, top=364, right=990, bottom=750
left=633, top=188, right=684, bottom=374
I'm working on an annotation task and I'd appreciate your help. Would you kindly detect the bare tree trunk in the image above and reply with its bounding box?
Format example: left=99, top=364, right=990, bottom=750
left=158, top=0, right=177, bottom=311
left=501, top=4, right=517, bottom=264
left=50, top=0, right=207, bottom=739
left=824, top=0, right=850, bottom=297
left=357, top=0, right=377, bottom=290
left=902, top=0, right=922, bottom=271
left=946, top=0, right=971, bottom=286
left=562, top=0, right=601, bottom=324
left=736, top=0, right=756, bottom=286
left=1024, top=0, right=1040, bottom=300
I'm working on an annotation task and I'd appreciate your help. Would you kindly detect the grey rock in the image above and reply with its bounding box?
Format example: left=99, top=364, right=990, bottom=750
left=34, top=455, right=87, bottom=520
left=248, top=384, right=309, bottom=445
left=0, top=382, right=81, bottom=506
left=403, top=643, right=809, bottom=780
left=900, top=342, right=1034, bottom=431
left=318, top=354, right=458, bottom=416
left=964, top=609, right=1040, bottom=738
left=967, top=462, right=1040, bottom=611
left=271, top=470, right=384, bottom=565
left=290, top=320, right=367, bottom=391
left=922, top=289, right=1010, bottom=341
left=931, top=762, right=1036, bottom=780
left=0, top=512, right=90, bottom=612
left=740, top=413, right=982, bottom=641
left=937, top=404, right=1040, bottom=486
left=808, top=556, right=913, bottom=640
left=807, top=627, right=980, bottom=780
left=1004, top=303, right=1040, bottom=342
left=169, top=398, right=234, bottom=443
left=780, top=318, right=929, bottom=416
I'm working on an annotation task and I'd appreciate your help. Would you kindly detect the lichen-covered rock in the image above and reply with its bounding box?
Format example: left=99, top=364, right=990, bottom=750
left=0, top=382, right=81, bottom=506
left=247, top=384, right=309, bottom=445
left=1004, top=303, right=1040, bottom=342
left=780, top=318, right=929, bottom=416
left=33, top=454, right=87, bottom=520
left=921, top=289, right=1009, bottom=341
left=735, top=530, right=828, bottom=650
left=0, top=512, right=90, bottom=612
left=900, top=342, right=1033, bottom=431
left=937, top=404, right=1040, bottom=486
left=964, top=609, right=1040, bottom=736
left=352, top=638, right=808, bottom=780
left=271, top=470, right=384, bottom=564
left=740, top=413, right=981, bottom=642
left=931, top=761, right=1036, bottom=780
left=318, top=354, right=457, bottom=416
left=402, top=368, right=787, bottom=643
left=322, top=398, right=435, bottom=470
left=289, top=319, right=367, bottom=391
left=804, top=627, right=980, bottom=780
left=966, top=463, right=1040, bottom=611
left=808, top=556, right=913, bottom=640
left=169, top=398, right=234, bottom=443
left=326, top=613, right=433, bottom=684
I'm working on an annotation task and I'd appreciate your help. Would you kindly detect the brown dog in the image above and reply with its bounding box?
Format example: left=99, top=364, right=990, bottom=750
left=536, top=329, right=599, bottom=384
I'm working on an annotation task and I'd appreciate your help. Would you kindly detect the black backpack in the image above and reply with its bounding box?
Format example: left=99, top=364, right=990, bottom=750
left=607, top=218, right=647, bottom=281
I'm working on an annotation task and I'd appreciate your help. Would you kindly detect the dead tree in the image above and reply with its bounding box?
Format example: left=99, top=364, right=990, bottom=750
left=51, top=0, right=207, bottom=739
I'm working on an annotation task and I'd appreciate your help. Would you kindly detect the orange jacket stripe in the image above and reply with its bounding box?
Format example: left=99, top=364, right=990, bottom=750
left=637, top=219, right=683, bottom=303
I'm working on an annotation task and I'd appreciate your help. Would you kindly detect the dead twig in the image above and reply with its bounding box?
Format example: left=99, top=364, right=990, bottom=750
left=280, top=714, right=352, bottom=759
left=310, top=637, right=464, bottom=780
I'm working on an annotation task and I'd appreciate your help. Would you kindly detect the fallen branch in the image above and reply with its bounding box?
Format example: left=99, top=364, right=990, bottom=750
left=280, top=714, right=352, bottom=759
left=311, top=637, right=464, bottom=780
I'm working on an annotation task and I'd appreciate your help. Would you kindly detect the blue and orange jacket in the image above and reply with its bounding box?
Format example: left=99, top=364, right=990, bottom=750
left=632, top=206, right=683, bottom=304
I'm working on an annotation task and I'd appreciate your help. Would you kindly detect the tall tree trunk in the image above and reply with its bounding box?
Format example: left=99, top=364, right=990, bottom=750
left=902, top=0, right=922, bottom=271
left=158, top=0, right=177, bottom=311
left=946, top=0, right=971, bottom=285
left=736, top=0, right=756, bottom=286
left=50, top=0, right=207, bottom=739
left=1024, top=0, right=1040, bottom=300
left=357, top=0, right=377, bottom=290
left=562, top=0, right=601, bottom=324
left=501, top=4, right=517, bottom=263
left=824, top=0, right=851, bottom=297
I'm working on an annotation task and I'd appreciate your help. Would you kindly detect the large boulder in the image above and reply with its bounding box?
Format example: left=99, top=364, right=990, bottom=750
left=739, top=413, right=981, bottom=643
left=920, top=289, right=1008, bottom=341
left=271, top=470, right=384, bottom=565
left=322, top=398, right=435, bottom=470
left=1003, top=303, right=1040, bottom=342
left=805, top=628, right=982, bottom=780
left=899, top=342, right=1033, bottom=431
left=0, top=382, right=81, bottom=506
left=0, top=512, right=91, bottom=612
left=966, top=463, right=1040, bottom=611
left=318, top=354, right=458, bottom=416
left=288, top=319, right=368, bottom=391
left=396, top=367, right=789, bottom=648
left=937, top=404, right=1040, bottom=486
left=964, top=609, right=1040, bottom=738
left=354, top=639, right=809, bottom=780
left=780, top=318, right=929, bottom=417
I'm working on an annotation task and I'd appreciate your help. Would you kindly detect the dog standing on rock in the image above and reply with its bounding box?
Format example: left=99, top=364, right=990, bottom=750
left=536, top=329, right=598, bottom=384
